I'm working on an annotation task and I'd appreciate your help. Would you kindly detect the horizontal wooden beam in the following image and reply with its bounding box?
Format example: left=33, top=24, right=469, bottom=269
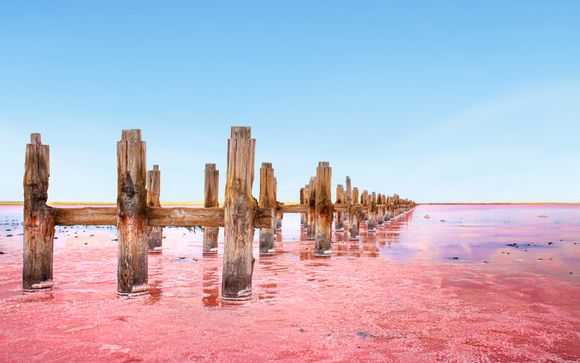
left=148, top=207, right=273, bottom=228
left=54, top=206, right=272, bottom=228
left=54, top=207, right=117, bottom=226
left=276, top=204, right=307, bottom=213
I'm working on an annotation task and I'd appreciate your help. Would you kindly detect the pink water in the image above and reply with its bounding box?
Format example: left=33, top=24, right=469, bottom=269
left=0, top=205, right=578, bottom=362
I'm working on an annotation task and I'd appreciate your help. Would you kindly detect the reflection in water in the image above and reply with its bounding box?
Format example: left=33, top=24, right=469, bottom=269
left=147, top=280, right=163, bottom=305
left=202, top=257, right=219, bottom=307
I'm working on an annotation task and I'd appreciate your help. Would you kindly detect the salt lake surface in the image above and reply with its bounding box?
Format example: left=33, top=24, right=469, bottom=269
left=0, top=204, right=578, bottom=362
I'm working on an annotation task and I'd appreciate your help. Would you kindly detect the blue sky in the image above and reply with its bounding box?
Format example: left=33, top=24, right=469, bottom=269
left=1, top=1, right=579, bottom=202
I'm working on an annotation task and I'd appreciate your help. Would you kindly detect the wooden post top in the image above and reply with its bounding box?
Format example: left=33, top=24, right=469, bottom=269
left=318, top=161, right=330, bottom=168
left=231, top=126, right=251, bottom=138
left=205, top=163, right=217, bottom=170
left=30, top=133, right=42, bottom=144
left=261, top=162, right=273, bottom=169
left=121, top=129, right=142, bottom=141
left=153, top=165, right=159, bottom=171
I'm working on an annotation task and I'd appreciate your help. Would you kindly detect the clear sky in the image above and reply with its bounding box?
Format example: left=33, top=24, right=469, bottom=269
left=1, top=1, right=579, bottom=203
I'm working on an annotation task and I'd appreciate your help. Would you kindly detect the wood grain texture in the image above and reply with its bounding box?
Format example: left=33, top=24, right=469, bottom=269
left=258, top=162, right=275, bottom=255
left=335, top=184, right=345, bottom=231
left=147, top=165, right=163, bottom=252
left=314, top=162, right=333, bottom=256
left=203, top=163, right=219, bottom=254
left=54, top=207, right=117, bottom=225
left=117, top=129, right=148, bottom=295
left=23, top=133, right=55, bottom=291
left=349, top=188, right=362, bottom=240
left=222, top=126, right=257, bottom=301
left=306, top=178, right=316, bottom=240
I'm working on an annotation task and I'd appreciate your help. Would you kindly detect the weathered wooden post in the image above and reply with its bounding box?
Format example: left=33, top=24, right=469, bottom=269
left=362, top=190, right=369, bottom=222
left=117, top=129, right=149, bottom=295
left=299, top=187, right=306, bottom=226
left=306, top=178, right=316, bottom=240
left=23, top=133, right=55, bottom=291
left=147, top=165, right=162, bottom=253
left=349, top=187, right=360, bottom=240
left=259, top=162, right=276, bottom=255
left=222, top=126, right=257, bottom=301
left=314, top=162, right=333, bottom=256
left=335, top=184, right=345, bottom=231
left=274, top=177, right=283, bottom=231
left=385, top=195, right=392, bottom=222
left=368, top=191, right=377, bottom=232
left=377, top=193, right=385, bottom=226
left=345, top=176, right=352, bottom=230
left=203, top=163, right=220, bottom=254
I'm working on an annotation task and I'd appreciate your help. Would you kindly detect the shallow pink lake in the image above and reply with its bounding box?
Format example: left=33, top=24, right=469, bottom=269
left=0, top=204, right=579, bottom=362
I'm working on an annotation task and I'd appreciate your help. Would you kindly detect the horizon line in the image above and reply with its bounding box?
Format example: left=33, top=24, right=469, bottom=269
left=0, top=201, right=579, bottom=206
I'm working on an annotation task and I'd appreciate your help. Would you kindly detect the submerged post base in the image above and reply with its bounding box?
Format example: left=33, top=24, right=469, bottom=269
left=221, top=291, right=252, bottom=302
left=23, top=280, right=54, bottom=292
left=118, top=284, right=149, bottom=297
left=203, top=248, right=218, bottom=255
left=260, top=249, right=276, bottom=256
left=315, top=250, right=332, bottom=257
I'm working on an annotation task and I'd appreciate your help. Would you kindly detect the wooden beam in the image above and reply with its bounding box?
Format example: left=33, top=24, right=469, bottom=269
left=276, top=204, right=308, bottom=213
left=23, top=133, right=55, bottom=291
left=203, top=163, right=219, bottom=254
left=117, top=129, right=148, bottom=295
left=54, top=207, right=117, bottom=226
left=148, top=206, right=272, bottom=228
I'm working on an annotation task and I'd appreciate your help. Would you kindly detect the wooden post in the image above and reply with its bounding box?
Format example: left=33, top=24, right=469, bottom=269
left=385, top=195, right=392, bottom=222
left=299, top=187, right=306, bottom=226
left=345, top=176, right=352, bottom=235
left=259, top=162, right=275, bottom=255
left=23, top=133, right=55, bottom=291
left=306, top=178, right=316, bottom=240
left=368, top=191, right=377, bottom=232
left=117, top=129, right=148, bottom=295
left=334, top=184, right=345, bottom=231
left=147, top=165, right=162, bottom=253
left=274, top=177, right=282, bottom=231
left=349, top=188, right=360, bottom=240
left=222, top=126, right=257, bottom=301
left=377, top=193, right=385, bottom=226
left=314, top=162, right=333, bottom=256
left=203, top=163, right=219, bottom=254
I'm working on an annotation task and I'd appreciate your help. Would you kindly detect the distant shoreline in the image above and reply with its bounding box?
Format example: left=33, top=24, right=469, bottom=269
left=0, top=201, right=579, bottom=206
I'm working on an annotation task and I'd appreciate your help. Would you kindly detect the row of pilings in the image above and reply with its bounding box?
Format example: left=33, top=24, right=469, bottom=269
left=22, top=127, right=414, bottom=301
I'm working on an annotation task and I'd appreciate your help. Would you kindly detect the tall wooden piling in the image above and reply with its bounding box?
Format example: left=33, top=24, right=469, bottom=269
left=368, top=191, right=377, bottom=232
left=299, top=187, right=306, bottom=226
left=274, top=177, right=283, bottom=231
left=147, top=165, right=162, bottom=253
left=203, top=163, right=220, bottom=254
left=306, top=178, right=316, bottom=240
left=377, top=193, right=385, bottom=226
left=349, top=188, right=360, bottom=240
left=23, top=133, right=55, bottom=291
left=335, top=184, right=345, bottom=231
left=117, top=129, right=148, bottom=295
left=314, top=162, right=333, bottom=256
left=259, top=162, right=276, bottom=255
left=222, top=126, right=257, bottom=301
